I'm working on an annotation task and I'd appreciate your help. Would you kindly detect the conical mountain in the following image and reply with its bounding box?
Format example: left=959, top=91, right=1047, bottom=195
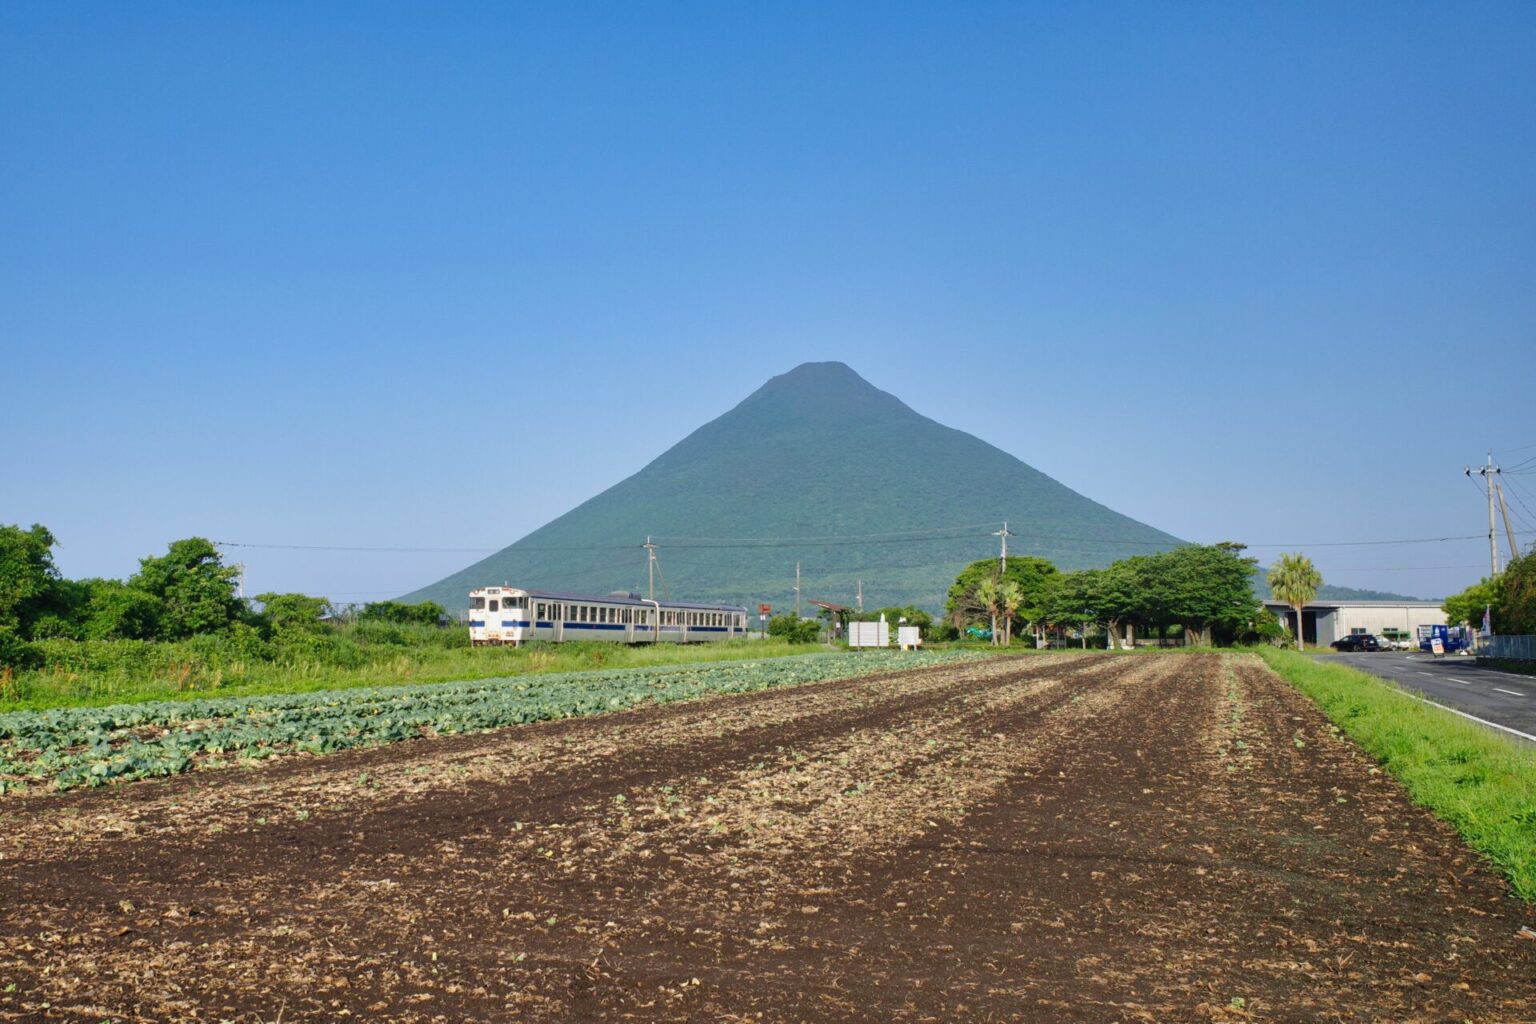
left=401, top=362, right=1183, bottom=612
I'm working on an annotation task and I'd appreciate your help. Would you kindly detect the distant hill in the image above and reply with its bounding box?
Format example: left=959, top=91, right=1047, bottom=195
left=401, top=362, right=1185, bottom=612
left=1252, top=573, right=1428, bottom=604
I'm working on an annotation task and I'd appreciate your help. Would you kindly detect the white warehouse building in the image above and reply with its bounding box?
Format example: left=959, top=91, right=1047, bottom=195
left=1261, top=599, right=1447, bottom=648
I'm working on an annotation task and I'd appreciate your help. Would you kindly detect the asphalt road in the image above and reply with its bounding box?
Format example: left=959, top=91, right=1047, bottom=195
left=1323, top=650, right=1536, bottom=743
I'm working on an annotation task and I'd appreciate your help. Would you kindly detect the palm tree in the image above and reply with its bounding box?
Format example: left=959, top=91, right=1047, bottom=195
left=1268, top=552, right=1322, bottom=650
left=974, top=576, right=1002, bottom=646
left=999, top=579, right=1024, bottom=647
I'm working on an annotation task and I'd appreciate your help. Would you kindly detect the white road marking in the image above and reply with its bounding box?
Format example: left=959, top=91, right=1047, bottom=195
left=1447, top=677, right=1472, bottom=685
left=1493, top=687, right=1527, bottom=697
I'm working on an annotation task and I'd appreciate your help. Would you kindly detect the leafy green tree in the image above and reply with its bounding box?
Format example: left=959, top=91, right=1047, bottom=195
left=1048, top=568, right=1108, bottom=647
left=359, top=600, right=447, bottom=626
left=0, top=524, right=64, bottom=639
left=1267, top=552, right=1322, bottom=650
left=767, top=613, right=820, bottom=643
left=946, top=556, right=1059, bottom=641
left=1443, top=576, right=1501, bottom=630
left=1157, top=543, right=1260, bottom=645
left=129, top=538, right=243, bottom=640
left=1215, top=602, right=1288, bottom=646
left=1495, top=547, right=1536, bottom=635
left=75, top=579, right=161, bottom=640
left=256, top=592, right=333, bottom=635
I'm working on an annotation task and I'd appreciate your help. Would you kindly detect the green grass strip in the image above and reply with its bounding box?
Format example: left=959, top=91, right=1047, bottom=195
left=1256, top=646, right=1536, bottom=900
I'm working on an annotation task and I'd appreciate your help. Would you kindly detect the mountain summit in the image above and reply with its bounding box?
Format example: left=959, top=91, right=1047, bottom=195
left=402, top=362, right=1183, bottom=611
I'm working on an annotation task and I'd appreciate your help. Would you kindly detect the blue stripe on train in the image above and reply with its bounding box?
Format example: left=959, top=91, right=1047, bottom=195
left=509, top=622, right=736, bottom=633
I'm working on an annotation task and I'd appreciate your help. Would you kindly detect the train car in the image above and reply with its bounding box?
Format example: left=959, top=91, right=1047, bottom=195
left=467, top=586, right=750, bottom=647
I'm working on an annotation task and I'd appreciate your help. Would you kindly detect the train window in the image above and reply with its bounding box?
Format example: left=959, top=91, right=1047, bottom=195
left=505, top=596, right=524, bottom=609
left=470, top=596, right=485, bottom=611
left=489, top=599, right=499, bottom=612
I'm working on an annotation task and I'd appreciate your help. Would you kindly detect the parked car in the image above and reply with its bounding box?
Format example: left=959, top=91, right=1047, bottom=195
left=1330, top=634, right=1381, bottom=652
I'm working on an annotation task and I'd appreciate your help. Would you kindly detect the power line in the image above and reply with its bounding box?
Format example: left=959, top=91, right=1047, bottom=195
left=213, top=524, right=1536, bottom=559
left=652, top=521, right=1003, bottom=544
left=1501, top=477, right=1536, bottom=534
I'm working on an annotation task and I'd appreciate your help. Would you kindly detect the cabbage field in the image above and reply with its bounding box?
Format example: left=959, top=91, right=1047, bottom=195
left=0, top=649, right=982, bottom=794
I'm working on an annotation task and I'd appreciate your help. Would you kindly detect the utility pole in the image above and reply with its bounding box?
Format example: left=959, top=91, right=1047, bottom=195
left=1467, top=455, right=1501, bottom=576
left=992, top=521, right=1013, bottom=573
left=644, top=536, right=658, bottom=600
left=235, top=561, right=245, bottom=600
left=1496, top=480, right=1520, bottom=565
left=856, top=579, right=863, bottom=614
left=794, top=562, right=801, bottom=618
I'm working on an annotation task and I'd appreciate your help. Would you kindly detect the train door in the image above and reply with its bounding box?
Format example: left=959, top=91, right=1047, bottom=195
left=553, top=603, right=563, bottom=643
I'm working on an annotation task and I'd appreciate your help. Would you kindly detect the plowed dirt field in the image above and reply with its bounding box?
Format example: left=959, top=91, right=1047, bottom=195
left=2, top=653, right=1532, bottom=1022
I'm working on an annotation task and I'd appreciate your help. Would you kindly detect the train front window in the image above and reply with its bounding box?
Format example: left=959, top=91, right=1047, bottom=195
left=470, top=596, right=485, bottom=611
left=489, top=599, right=499, bottom=612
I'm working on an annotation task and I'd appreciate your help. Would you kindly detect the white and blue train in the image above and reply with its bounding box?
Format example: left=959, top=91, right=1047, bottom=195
left=467, top=586, right=750, bottom=647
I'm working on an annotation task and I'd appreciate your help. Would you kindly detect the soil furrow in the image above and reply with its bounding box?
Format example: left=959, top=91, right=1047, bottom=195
left=2, top=653, right=1531, bottom=1024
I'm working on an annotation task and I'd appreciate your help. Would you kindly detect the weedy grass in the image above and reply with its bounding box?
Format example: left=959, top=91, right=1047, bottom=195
left=1257, top=646, right=1536, bottom=900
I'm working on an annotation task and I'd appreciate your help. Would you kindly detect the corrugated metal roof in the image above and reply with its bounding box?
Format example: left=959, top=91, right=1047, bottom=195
left=1262, top=599, right=1444, bottom=610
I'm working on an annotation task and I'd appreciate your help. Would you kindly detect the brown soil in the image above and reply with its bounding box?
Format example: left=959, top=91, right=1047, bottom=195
left=1, top=653, right=1532, bottom=1022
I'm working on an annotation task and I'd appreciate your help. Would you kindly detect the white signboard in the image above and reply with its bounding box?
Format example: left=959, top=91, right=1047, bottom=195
left=897, top=625, right=922, bottom=650
left=849, top=621, right=890, bottom=648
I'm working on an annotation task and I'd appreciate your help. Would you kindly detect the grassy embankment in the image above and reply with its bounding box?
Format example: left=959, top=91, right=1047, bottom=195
left=0, top=633, right=823, bottom=713
left=1257, top=646, right=1536, bottom=900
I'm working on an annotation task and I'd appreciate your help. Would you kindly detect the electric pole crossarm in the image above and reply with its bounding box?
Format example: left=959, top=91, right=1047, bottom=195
left=1468, top=454, right=1503, bottom=575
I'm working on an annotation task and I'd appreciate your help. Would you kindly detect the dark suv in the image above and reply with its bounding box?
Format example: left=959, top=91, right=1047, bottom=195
left=1330, top=634, right=1381, bottom=652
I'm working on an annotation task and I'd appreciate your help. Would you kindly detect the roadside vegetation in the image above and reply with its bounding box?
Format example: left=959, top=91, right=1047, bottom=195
left=1257, top=646, right=1536, bottom=899
left=1441, top=543, right=1536, bottom=633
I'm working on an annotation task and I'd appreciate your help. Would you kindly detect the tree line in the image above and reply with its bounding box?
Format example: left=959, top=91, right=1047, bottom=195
left=1441, top=545, right=1536, bottom=636
left=0, top=524, right=445, bottom=669
left=942, top=543, right=1288, bottom=648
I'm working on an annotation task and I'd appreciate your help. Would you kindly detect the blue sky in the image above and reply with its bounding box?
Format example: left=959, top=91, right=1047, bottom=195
left=3, top=1, right=1534, bottom=604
